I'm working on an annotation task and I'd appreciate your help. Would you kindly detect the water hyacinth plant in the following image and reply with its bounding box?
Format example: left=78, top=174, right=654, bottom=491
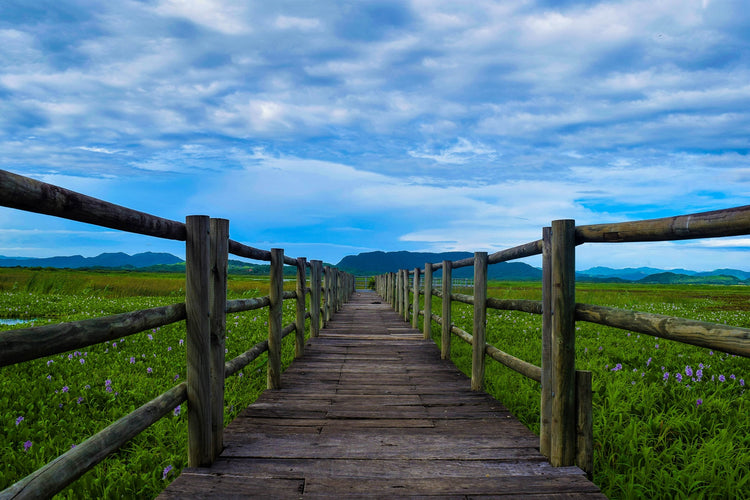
left=421, top=281, right=749, bottom=499
left=0, top=270, right=299, bottom=498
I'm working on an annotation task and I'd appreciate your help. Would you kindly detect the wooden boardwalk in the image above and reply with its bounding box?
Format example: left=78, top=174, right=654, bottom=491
left=159, top=291, right=605, bottom=499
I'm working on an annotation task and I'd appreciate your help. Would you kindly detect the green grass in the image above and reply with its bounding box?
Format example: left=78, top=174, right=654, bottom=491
left=0, top=269, right=302, bottom=498
left=2, top=269, right=748, bottom=499
left=420, top=281, right=749, bottom=499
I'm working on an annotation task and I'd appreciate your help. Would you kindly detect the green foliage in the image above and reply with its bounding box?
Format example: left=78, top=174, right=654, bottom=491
left=0, top=271, right=303, bottom=498
left=421, top=282, right=749, bottom=500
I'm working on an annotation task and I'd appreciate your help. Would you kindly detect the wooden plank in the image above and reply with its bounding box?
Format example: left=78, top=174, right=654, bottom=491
left=158, top=291, right=604, bottom=499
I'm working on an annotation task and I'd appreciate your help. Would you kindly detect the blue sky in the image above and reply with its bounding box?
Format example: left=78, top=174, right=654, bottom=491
left=1, top=0, right=749, bottom=270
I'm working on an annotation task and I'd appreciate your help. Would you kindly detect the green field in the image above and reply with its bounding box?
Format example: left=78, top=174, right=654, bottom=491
left=1, top=269, right=749, bottom=499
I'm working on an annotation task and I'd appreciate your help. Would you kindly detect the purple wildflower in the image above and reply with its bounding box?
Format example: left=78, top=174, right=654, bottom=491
left=79, top=358, right=85, bottom=365
left=696, top=369, right=703, bottom=381
left=15, top=416, right=24, bottom=426
left=675, top=373, right=683, bottom=383
left=173, top=374, right=179, bottom=381
left=719, top=375, right=726, bottom=382
left=696, top=399, right=703, bottom=407
left=730, top=374, right=736, bottom=380
left=646, top=357, right=652, bottom=367
left=129, top=357, right=135, bottom=364
left=663, top=372, right=669, bottom=381
left=162, top=465, right=173, bottom=480
left=611, top=363, right=623, bottom=372
left=62, top=385, right=69, bottom=393
left=23, top=440, right=32, bottom=452
left=685, top=366, right=693, bottom=377
left=174, top=406, right=181, bottom=417
left=147, top=367, right=153, bottom=374
left=740, top=379, right=745, bottom=387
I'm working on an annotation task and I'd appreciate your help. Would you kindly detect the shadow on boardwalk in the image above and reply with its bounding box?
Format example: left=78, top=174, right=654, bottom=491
left=159, top=292, right=605, bottom=499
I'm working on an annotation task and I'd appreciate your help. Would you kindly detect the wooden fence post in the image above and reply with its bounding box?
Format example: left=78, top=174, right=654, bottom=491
left=471, top=252, right=488, bottom=391
left=185, top=215, right=212, bottom=467
left=403, top=270, right=410, bottom=322
left=550, top=219, right=576, bottom=466
left=209, top=218, right=228, bottom=461
left=412, top=268, right=420, bottom=329
left=310, top=260, right=322, bottom=337
left=268, top=248, right=284, bottom=390
left=324, top=266, right=331, bottom=325
left=423, top=264, right=433, bottom=340
left=388, top=273, right=398, bottom=312
left=395, top=270, right=402, bottom=315
left=295, top=257, right=307, bottom=358
left=441, top=260, right=452, bottom=360
left=540, top=226, right=553, bottom=458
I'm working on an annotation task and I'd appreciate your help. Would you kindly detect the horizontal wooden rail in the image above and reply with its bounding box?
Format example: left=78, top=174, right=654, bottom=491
left=0, top=169, right=186, bottom=240
left=228, top=239, right=272, bottom=261
left=0, top=303, right=187, bottom=367
left=427, top=311, right=543, bottom=382
left=486, top=344, right=542, bottom=383
left=575, top=303, right=750, bottom=357
left=488, top=239, right=544, bottom=264
left=487, top=298, right=542, bottom=315
left=2, top=382, right=187, bottom=500
left=228, top=239, right=300, bottom=266
left=225, top=339, right=269, bottom=378
left=226, top=296, right=271, bottom=313
left=576, top=205, right=750, bottom=243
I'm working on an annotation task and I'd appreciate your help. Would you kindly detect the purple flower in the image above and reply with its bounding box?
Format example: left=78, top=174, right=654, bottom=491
left=719, top=374, right=726, bottom=382
left=179, top=339, right=184, bottom=346
left=167, top=346, right=172, bottom=352
left=162, top=465, right=173, bottom=480
left=15, top=416, right=24, bottom=426
left=675, top=373, right=683, bottom=383
left=23, top=440, right=32, bottom=452
left=129, top=357, right=135, bottom=364
left=147, top=334, right=153, bottom=341
left=173, top=374, right=179, bottom=381
left=611, top=363, right=623, bottom=372
left=663, top=372, right=670, bottom=381
left=730, top=374, right=736, bottom=380
left=62, top=385, right=69, bottom=393
left=105, top=379, right=112, bottom=387
left=47, top=360, right=54, bottom=366
left=79, top=358, right=85, bottom=365
left=685, top=366, right=693, bottom=377
left=147, top=367, right=153, bottom=374
left=77, top=396, right=84, bottom=404
left=696, top=369, right=703, bottom=381
left=696, top=399, right=703, bottom=407
left=646, top=357, right=652, bottom=367
left=173, top=406, right=181, bottom=417
left=740, top=379, right=745, bottom=387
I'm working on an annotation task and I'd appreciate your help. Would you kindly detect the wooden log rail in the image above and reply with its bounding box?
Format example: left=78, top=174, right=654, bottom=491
left=0, top=169, right=354, bottom=499
left=374, top=204, right=750, bottom=478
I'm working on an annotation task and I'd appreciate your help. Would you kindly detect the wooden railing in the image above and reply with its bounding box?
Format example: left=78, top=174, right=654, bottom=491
left=374, top=206, right=750, bottom=477
left=0, top=170, right=354, bottom=499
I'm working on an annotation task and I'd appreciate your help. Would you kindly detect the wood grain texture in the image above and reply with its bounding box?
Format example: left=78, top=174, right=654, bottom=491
left=0, top=169, right=186, bottom=240
left=185, top=216, right=213, bottom=467
left=159, top=292, right=604, bottom=499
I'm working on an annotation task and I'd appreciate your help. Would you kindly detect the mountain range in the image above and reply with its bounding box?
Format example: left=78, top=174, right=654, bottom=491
left=335, top=251, right=750, bottom=284
left=1, top=251, right=748, bottom=284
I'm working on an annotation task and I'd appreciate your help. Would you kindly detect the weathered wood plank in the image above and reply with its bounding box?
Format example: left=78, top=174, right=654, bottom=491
left=158, top=291, right=604, bottom=499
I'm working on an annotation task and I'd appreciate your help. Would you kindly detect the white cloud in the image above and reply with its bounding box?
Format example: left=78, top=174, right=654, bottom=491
left=275, top=16, right=321, bottom=31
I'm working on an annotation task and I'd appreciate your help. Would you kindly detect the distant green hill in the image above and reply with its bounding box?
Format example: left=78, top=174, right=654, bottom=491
left=636, top=272, right=745, bottom=285
left=336, top=251, right=543, bottom=280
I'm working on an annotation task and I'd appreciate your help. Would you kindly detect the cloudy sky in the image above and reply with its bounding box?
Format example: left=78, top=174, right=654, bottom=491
left=1, top=0, right=749, bottom=270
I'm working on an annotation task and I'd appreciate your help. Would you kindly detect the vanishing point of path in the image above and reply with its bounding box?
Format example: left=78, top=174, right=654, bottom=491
left=159, top=291, right=606, bottom=499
